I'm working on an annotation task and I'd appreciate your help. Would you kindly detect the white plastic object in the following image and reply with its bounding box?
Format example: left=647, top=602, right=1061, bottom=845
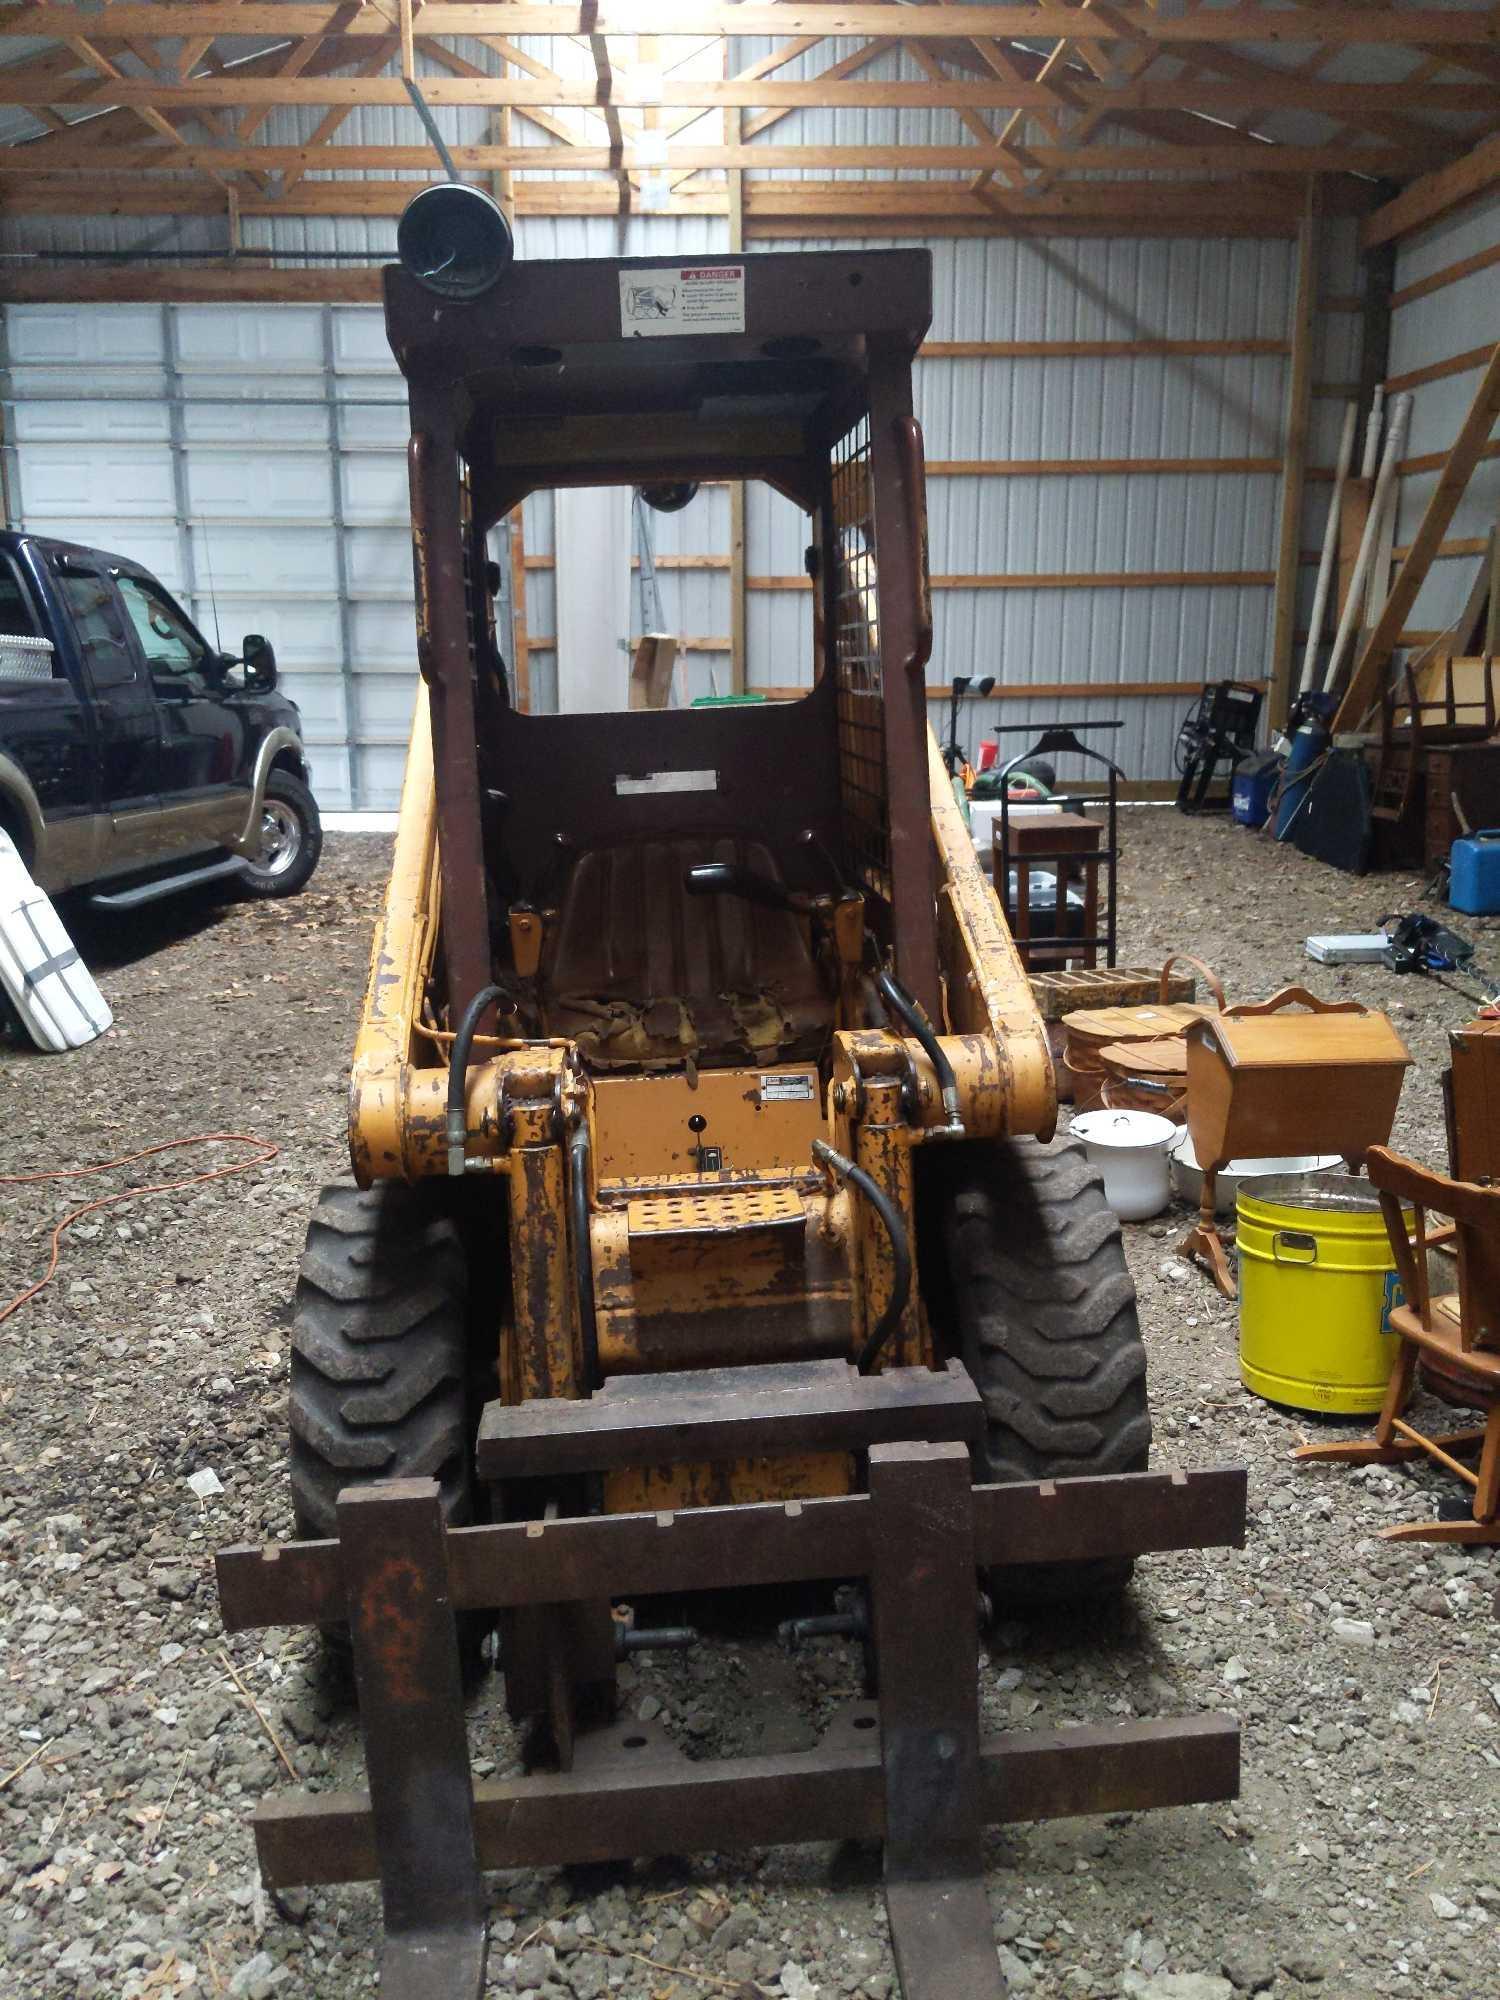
left=1167, top=1129, right=1341, bottom=1216
left=1297, top=401, right=1358, bottom=698
left=1070, top=1109, right=1176, bottom=1222
left=0, top=828, right=113, bottom=1052
left=1320, top=392, right=1411, bottom=696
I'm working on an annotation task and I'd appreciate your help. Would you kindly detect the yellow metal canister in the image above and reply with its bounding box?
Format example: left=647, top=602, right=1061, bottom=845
left=1237, top=1173, right=1410, bottom=1415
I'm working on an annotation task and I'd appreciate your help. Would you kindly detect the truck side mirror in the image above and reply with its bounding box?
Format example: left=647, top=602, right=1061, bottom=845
left=242, top=633, right=277, bottom=690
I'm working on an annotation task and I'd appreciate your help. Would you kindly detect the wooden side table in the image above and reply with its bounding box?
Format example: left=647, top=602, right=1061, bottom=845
left=994, top=811, right=1105, bottom=970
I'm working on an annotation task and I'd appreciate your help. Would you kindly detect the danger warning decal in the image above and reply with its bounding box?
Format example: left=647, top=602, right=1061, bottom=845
left=620, top=265, right=746, bottom=338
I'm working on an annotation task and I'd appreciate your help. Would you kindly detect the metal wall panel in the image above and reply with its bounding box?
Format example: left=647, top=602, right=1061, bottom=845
left=751, top=229, right=1296, bottom=779
left=1388, top=189, right=1500, bottom=639
left=2, top=186, right=1311, bottom=792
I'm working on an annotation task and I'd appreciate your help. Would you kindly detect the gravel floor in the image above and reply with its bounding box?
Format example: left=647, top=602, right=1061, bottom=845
left=2, top=815, right=1497, bottom=2000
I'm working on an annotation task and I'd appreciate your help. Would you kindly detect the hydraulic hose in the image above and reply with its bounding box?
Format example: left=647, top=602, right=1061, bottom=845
left=876, top=966, right=965, bottom=1137
left=568, top=1120, right=601, bottom=1394
left=446, top=982, right=511, bottom=1176
left=813, top=1139, right=912, bottom=1376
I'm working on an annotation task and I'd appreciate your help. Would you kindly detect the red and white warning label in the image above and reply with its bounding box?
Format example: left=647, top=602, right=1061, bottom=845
left=619, top=264, right=746, bottom=338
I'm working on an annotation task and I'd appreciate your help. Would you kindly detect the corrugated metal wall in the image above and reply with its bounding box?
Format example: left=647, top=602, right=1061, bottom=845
left=747, top=230, right=1299, bottom=781
left=1386, top=188, right=1500, bottom=646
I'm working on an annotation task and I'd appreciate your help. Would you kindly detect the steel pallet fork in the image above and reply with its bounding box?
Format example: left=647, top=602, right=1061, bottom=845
left=217, top=1444, right=1245, bottom=2000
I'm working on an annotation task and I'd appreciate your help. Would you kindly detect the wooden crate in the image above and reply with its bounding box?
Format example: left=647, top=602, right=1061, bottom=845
left=1030, top=964, right=1197, bottom=1024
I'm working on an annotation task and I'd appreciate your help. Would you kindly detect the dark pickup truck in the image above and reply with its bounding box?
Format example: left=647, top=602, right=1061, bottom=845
left=0, top=531, right=320, bottom=908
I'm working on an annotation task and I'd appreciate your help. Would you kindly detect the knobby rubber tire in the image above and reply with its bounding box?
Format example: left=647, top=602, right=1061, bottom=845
left=288, top=1180, right=472, bottom=1540
left=935, top=1135, right=1152, bottom=1605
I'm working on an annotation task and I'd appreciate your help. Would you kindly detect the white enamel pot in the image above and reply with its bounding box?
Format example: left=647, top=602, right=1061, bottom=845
left=1069, top=1109, right=1176, bottom=1222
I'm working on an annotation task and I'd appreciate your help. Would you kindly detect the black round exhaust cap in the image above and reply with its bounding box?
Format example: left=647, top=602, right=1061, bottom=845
left=397, top=183, right=515, bottom=301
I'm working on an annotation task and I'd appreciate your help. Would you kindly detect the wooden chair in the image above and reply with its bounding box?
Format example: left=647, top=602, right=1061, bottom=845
left=1295, top=1145, right=1500, bottom=1546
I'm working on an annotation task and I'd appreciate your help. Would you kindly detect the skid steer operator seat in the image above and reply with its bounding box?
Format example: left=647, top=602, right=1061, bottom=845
left=541, top=835, right=833, bottom=1070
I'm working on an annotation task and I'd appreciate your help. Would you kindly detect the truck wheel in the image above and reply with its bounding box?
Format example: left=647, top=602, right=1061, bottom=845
left=933, top=1136, right=1152, bottom=1605
left=288, top=1181, right=473, bottom=1539
left=240, top=771, right=322, bottom=900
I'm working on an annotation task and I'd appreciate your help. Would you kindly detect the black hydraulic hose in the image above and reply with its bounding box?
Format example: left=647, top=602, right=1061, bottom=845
left=446, top=983, right=511, bottom=1176
left=813, top=1139, right=912, bottom=1376
left=569, top=1121, right=601, bottom=1394
left=875, top=966, right=964, bottom=1136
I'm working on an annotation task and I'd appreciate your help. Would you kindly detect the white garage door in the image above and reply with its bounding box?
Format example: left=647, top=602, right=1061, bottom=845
left=1, top=301, right=430, bottom=811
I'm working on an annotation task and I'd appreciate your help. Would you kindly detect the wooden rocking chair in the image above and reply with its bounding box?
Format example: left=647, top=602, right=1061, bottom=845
left=1295, top=1146, right=1500, bottom=1545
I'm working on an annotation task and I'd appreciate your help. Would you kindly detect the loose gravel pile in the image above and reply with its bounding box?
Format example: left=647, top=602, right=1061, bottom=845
left=1, top=816, right=1497, bottom=2000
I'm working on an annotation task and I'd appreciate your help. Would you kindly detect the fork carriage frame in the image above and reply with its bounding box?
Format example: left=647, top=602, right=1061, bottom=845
left=218, top=1446, right=1246, bottom=2000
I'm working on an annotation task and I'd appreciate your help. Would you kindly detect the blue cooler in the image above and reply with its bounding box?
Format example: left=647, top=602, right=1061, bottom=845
left=1450, top=831, right=1500, bottom=914
left=1231, top=752, right=1282, bottom=829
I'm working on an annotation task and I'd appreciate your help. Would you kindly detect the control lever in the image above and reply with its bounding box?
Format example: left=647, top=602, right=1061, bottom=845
left=685, top=862, right=809, bottom=912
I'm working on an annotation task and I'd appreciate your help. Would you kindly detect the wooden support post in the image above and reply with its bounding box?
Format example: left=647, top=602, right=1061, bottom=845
left=1270, top=180, right=1318, bottom=733
left=509, top=504, right=531, bottom=713
left=1334, top=344, right=1500, bottom=731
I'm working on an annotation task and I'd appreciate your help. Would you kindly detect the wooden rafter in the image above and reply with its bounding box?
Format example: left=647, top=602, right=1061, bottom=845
left=0, top=73, right=1488, bottom=112
left=0, top=139, right=1443, bottom=179
left=0, top=1, right=1493, bottom=243
left=3, top=7, right=1500, bottom=48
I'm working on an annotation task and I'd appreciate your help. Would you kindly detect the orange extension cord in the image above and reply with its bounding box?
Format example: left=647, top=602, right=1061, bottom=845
left=0, top=1134, right=279, bottom=1328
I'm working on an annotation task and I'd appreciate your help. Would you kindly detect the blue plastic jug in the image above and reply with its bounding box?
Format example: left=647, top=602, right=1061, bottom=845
left=1449, top=830, right=1500, bottom=915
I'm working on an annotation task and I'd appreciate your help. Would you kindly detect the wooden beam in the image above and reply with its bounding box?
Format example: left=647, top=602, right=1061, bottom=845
left=1390, top=239, right=1500, bottom=309
left=1269, top=183, right=1318, bottom=733
left=1333, top=347, right=1500, bottom=730
left=0, top=140, right=1437, bottom=176
left=0, top=73, right=1487, bottom=113
left=0, top=175, right=1315, bottom=225
left=922, top=338, right=1290, bottom=358
left=748, top=570, right=1275, bottom=590
left=926, top=457, right=1282, bottom=476
left=0, top=264, right=392, bottom=302
left=1363, top=130, right=1500, bottom=248
left=1386, top=346, right=1496, bottom=397
left=5, top=6, right=1500, bottom=47
left=749, top=213, right=1299, bottom=239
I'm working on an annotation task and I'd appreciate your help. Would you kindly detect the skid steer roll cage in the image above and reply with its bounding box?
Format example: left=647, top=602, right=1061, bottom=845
left=391, top=248, right=951, bottom=1035
left=220, top=1449, right=1246, bottom=2000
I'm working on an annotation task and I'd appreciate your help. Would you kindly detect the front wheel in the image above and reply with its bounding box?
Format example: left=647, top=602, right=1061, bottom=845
left=924, top=1136, right=1152, bottom=1606
left=239, top=770, right=322, bottom=899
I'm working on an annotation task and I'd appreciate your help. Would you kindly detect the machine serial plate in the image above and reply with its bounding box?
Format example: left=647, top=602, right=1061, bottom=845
left=760, top=1072, right=816, bottom=1103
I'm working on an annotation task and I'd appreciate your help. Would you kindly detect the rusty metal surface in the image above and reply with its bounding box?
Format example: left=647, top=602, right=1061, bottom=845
left=868, top=347, right=942, bottom=1026
left=600, top=1451, right=853, bottom=1513
left=868, top=1443, right=1000, bottom=2000
left=337, top=1480, right=486, bottom=2000
left=407, top=415, right=494, bottom=1035
left=591, top=1175, right=852, bottom=1377
left=225, top=1459, right=1243, bottom=1999
left=476, top=1358, right=983, bottom=1480
left=219, top=1463, right=1247, bottom=1632
left=250, top=1710, right=1241, bottom=1890
left=972, top=1464, right=1248, bottom=1566
left=544, top=835, right=832, bottom=1071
